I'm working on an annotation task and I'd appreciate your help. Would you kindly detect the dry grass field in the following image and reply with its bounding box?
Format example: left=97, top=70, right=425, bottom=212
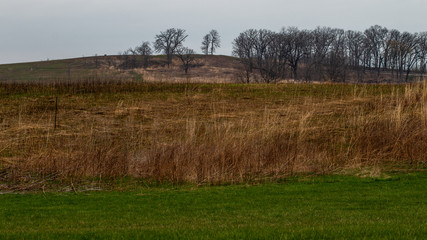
left=1, top=78, right=426, bottom=189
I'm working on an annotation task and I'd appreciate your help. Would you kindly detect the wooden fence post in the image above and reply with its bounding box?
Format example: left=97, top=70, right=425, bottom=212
left=54, top=96, right=58, bottom=130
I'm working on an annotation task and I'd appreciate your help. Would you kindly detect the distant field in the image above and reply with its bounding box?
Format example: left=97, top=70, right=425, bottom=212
left=0, top=174, right=426, bottom=239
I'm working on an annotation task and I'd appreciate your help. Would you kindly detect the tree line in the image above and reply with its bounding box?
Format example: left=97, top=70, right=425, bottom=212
left=117, top=26, right=426, bottom=83
left=233, top=26, right=427, bottom=83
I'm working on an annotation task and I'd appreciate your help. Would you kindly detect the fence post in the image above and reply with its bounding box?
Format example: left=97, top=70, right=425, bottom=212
left=54, top=96, right=58, bottom=130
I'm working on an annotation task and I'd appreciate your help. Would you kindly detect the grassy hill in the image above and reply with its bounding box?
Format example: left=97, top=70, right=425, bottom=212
left=0, top=57, right=97, bottom=82
left=0, top=55, right=242, bottom=83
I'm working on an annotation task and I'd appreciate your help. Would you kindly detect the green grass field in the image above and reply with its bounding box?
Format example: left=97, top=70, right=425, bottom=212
left=0, top=173, right=426, bottom=239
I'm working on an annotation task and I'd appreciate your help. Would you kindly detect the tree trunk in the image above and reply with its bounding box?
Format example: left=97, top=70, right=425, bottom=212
left=405, top=68, right=411, bottom=82
left=292, top=65, right=298, bottom=80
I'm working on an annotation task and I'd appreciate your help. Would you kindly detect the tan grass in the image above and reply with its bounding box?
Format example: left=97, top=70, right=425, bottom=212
left=0, top=81, right=426, bottom=187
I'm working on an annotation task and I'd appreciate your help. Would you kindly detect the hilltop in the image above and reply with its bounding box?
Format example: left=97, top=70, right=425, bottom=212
left=0, top=55, right=243, bottom=83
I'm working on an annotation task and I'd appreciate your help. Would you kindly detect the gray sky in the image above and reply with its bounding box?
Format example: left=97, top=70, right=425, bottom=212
left=0, top=0, right=426, bottom=64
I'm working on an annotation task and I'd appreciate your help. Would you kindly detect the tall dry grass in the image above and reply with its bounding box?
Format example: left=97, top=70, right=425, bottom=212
left=1, top=81, right=426, bottom=188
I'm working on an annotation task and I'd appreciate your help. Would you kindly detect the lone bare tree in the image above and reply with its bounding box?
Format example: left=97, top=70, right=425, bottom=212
left=176, top=47, right=196, bottom=74
left=135, top=41, right=152, bottom=68
left=154, top=28, right=188, bottom=67
left=201, top=30, right=221, bottom=55
left=201, top=34, right=211, bottom=55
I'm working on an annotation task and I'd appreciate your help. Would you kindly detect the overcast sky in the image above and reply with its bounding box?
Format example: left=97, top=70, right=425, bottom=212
left=0, top=0, right=426, bottom=64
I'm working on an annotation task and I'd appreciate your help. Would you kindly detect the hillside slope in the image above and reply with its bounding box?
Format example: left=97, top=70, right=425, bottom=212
left=2, top=55, right=424, bottom=84
left=0, top=55, right=243, bottom=83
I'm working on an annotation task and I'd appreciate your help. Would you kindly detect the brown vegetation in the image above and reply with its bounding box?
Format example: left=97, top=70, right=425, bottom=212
left=0, top=55, right=243, bottom=84
left=1, top=81, right=426, bottom=189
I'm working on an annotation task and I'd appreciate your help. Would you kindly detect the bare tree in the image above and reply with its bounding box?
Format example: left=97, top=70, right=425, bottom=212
left=120, top=48, right=138, bottom=69
left=252, top=29, right=283, bottom=82
left=387, top=29, right=402, bottom=79
left=135, top=41, right=152, bottom=55
left=201, top=34, right=211, bottom=55
left=400, top=32, right=419, bottom=82
left=326, top=29, right=348, bottom=82
left=346, top=30, right=365, bottom=81
left=232, top=29, right=257, bottom=83
left=364, top=25, right=388, bottom=74
left=209, top=30, right=221, bottom=55
left=176, top=47, right=196, bottom=74
left=154, top=28, right=188, bottom=67
left=418, top=32, right=427, bottom=76
left=201, top=30, right=221, bottom=55
left=282, top=27, right=312, bottom=80
left=135, top=41, right=152, bottom=68
left=305, top=27, right=336, bottom=81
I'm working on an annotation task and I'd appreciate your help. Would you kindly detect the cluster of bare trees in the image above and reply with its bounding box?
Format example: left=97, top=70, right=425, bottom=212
left=233, top=26, right=427, bottom=83
left=201, top=30, right=221, bottom=55
left=120, top=28, right=222, bottom=74
left=153, top=28, right=189, bottom=68
left=120, top=41, right=152, bottom=69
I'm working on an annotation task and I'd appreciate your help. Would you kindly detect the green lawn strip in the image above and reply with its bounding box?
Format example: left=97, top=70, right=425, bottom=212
left=0, top=173, right=425, bottom=239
